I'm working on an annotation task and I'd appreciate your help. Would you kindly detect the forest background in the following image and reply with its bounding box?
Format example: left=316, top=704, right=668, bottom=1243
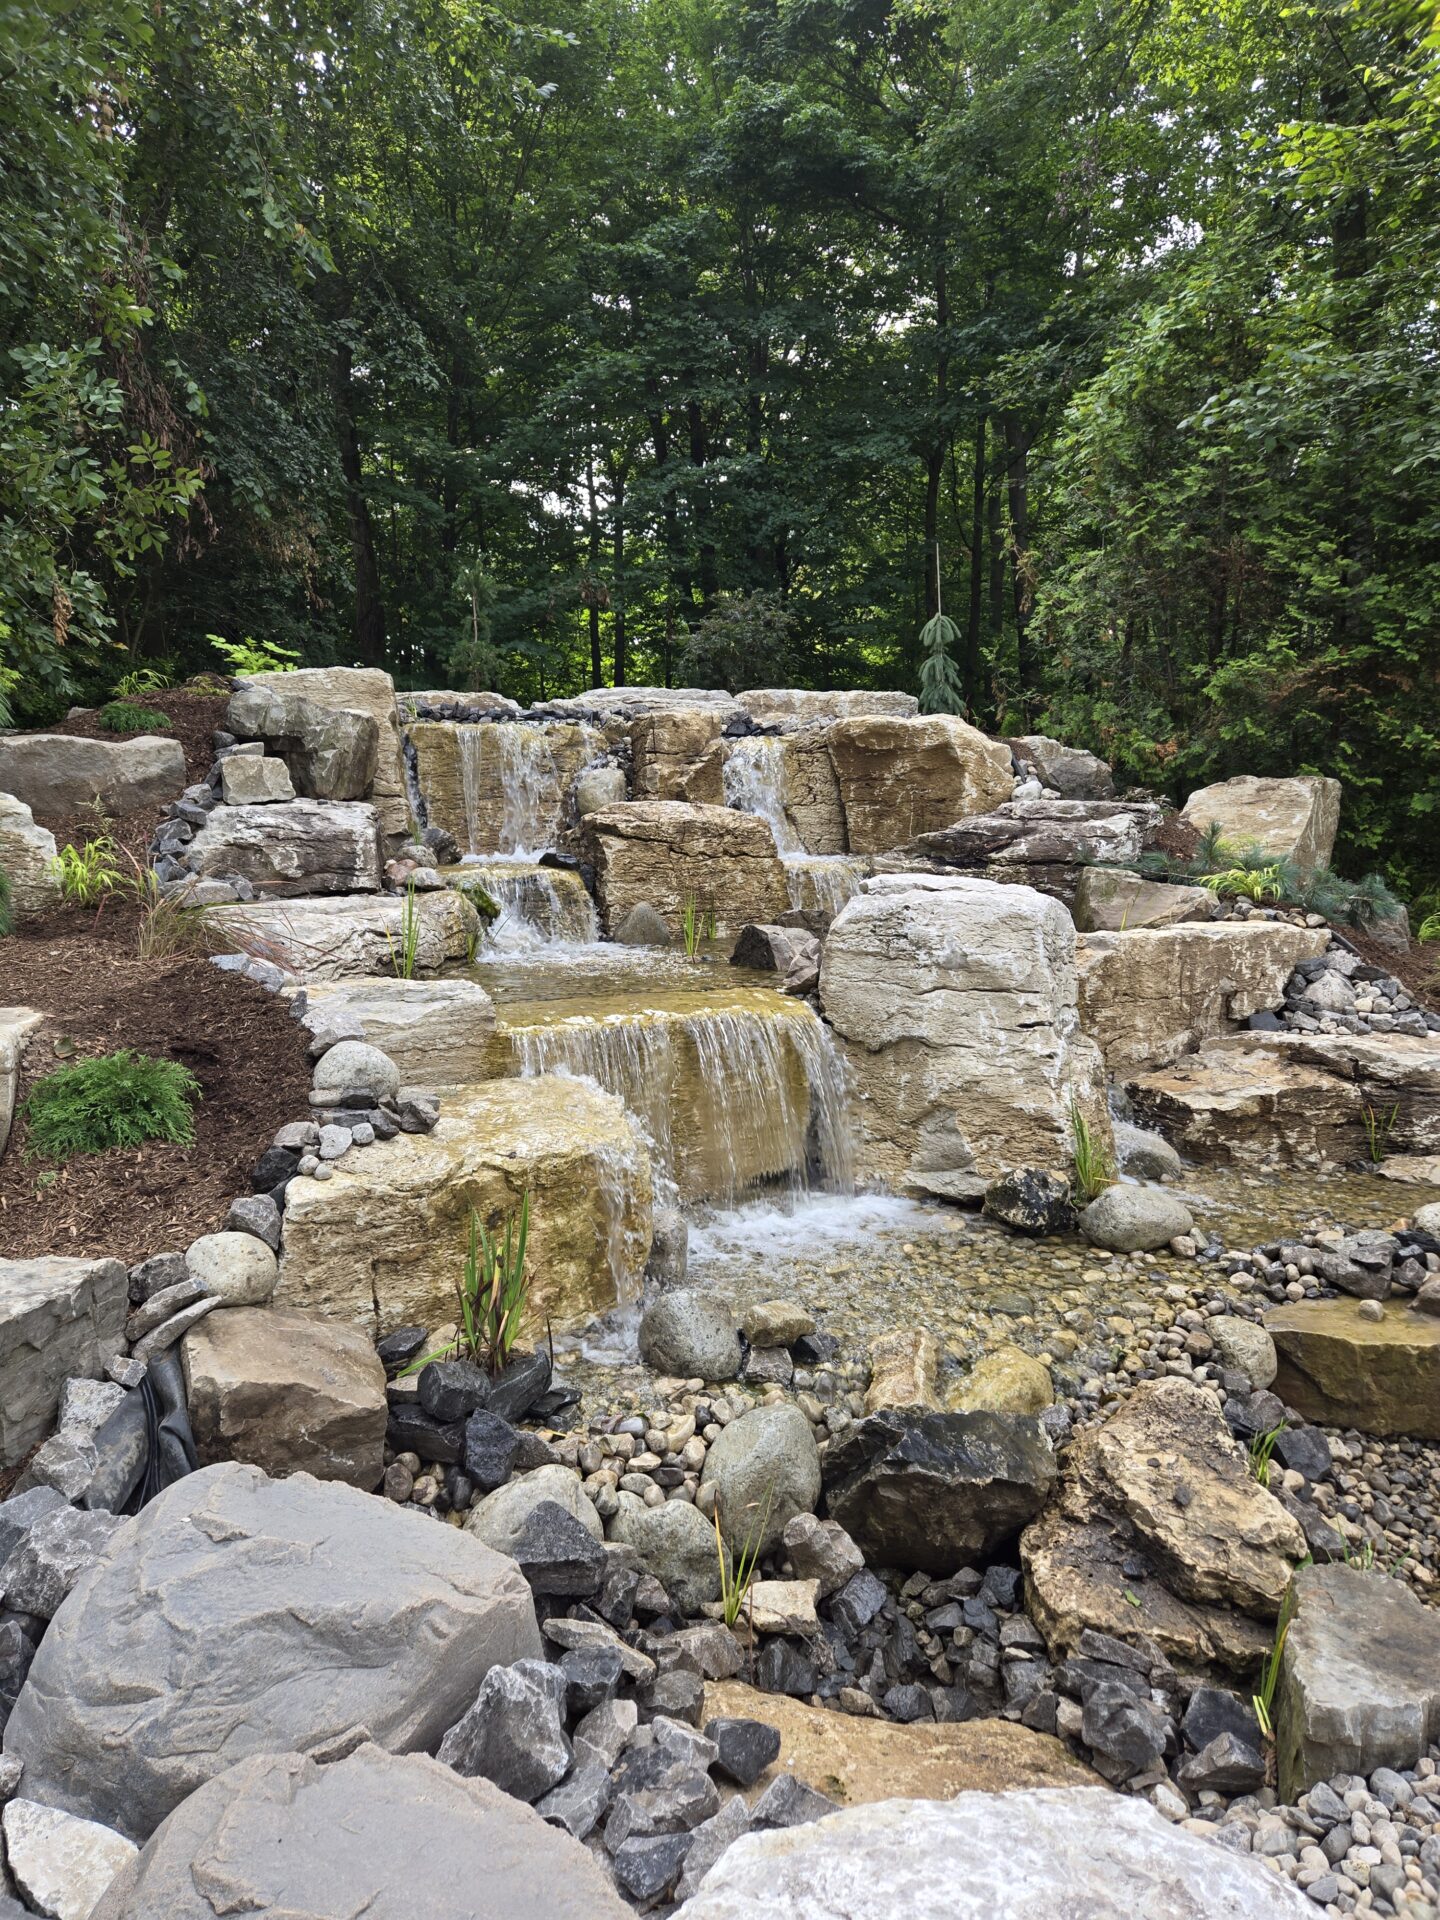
left=2, top=0, right=1437, bottom=889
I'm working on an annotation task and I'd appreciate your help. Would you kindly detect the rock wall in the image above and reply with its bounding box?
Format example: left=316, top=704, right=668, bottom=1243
left=826, top=715, right=1014, bottom=855
left=277, top=1076, right=654, bottom=1333
left=583, top=802, right=790, bottom=937
left=820, top=875, right=1111, bottom=1200
left=239, top=668, right=411, bottom=848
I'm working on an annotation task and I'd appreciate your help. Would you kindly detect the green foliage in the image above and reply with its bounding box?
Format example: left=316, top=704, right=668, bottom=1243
left=51, top=838, right=123, bottom=908
left=1362, top=1103, right=1399, bottom=1165
left=714, top=1484, right=771, bottom=1630
left=1198, top=865, right=1287, bottom=904
left=681, top=894, right=716, bottom=960
left=22, top=1049, right=200, bottom=1160
left=676, top=595, right=797, bottom=694
left=1419, top=912, right=1440, bottom=943
left=1249, top=1423, right=1286, bottom=1488
left=456, top=880, right=501, bottom=922
left=387, top=882, right=422, bottom=980
left=208, top=636, right=301, bottom=677
left=98, top=701, right=170, bottom=734
left=1253, top=1588, right=1297, bottom=1744
left=112, top=666, right=171, bottom=699
left=455, top=1195, right=531, bottom=1377
left=1069, top=1100, right=1115, bottom=1204
left=0, top=867, right=12, bottom=937
left=917, top=613, right=967, bottom=716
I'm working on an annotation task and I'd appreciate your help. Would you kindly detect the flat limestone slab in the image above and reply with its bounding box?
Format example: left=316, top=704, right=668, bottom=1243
left=278, top=1075, right=653, bottom=1334
left=1127, top=1046, right=1363, bottom=1167
left=1277, top=1562, right=1440, bottom=1802
left=185, top=799, right=382, bottom=896
left=206, top=890, right=478, bottom=979
left=703, top=1681, right=1095, bottom=1806
left=300, top=976, right=495, bottom=1082
left=584, top=801, right=790, bottom=938
left=1268, top=1297, right=1440, bottom=1439
left=0, top=734, right=185, bottom=819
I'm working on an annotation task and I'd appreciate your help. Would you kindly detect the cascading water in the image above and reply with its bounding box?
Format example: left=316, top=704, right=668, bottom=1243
left=456, top=722, right=567, bottom=859
left=463, top=860, right=598, bottom=951
left=722, top=736, right=865, bottom=918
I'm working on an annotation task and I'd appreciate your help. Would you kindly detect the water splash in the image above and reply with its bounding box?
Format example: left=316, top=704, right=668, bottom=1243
left=460, top=858, right=598, bottom=951
left=506, top=995, right=853, bottom=1206
left=722, top=736, right=802, bottom=854
left=782, top=854, right=866, bottom=918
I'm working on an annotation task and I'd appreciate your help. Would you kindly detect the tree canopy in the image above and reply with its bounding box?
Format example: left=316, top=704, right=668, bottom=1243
left=2, top=0, right=1437, bottom=888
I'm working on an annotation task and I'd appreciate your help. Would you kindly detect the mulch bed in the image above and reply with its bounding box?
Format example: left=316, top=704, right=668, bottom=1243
left=0, top=896, right=312, bottom=1266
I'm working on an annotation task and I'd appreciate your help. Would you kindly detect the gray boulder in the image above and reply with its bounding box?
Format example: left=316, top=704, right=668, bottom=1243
left=311, top=1039, right=401, bottom=1102
left=1209, top=1317, right=1278, bottom=1390
left=672, top=1786, right=1311, bottom=1919
left=699, top=1405, right=821, bottom=1555
left=184, top=799, right=383, bottom=897
left=1007, top=735, right=1116, bottom=800
left=218, top=755, right=294, bottom=805
left=0, top=735, right=185, bottom=819
left=0, top=1506, right=122, bottom=1618
left=575, top=766, right=628, bottom=816
left=1276, top=1562, right=1440, bottom=1802
left=3, top=1463, right=541, bottom=1840
left=823, top=1408, right=1055, bottom=1574
left=608, top=1493, right=724, bottom=1614
left=1112, top=1122, right=1183, bottom=1181
left=183, top=1232, right=277, bottom=1308
left=0, top=1257, right=127, bottom=1470
left=1080, top=1185, right=1193, bottom=1253
left=437, top=1658, right=571, bottom=1802
left=639, top=1291, right=742, bottom=1381
left=0, top=793, right=60, bottom=918
left=89, top=1744, right=628, bottom=1920
left=613, top=902, right=672, bottom=946
left=226, top=682, right=381, bottom=802
left=465, top=1465, right=603, bottom=1556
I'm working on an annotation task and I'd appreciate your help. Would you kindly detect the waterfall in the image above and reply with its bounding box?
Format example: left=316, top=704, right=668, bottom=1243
left=722, top=737, right=802, bottom=854
left=508, top=996, right=853, bottom=1206
left=456, top=728, right=487, bottom=856
left=464, top=860, right=598, bottom=951
left=455, top=722, right=568, bottom=858
left=782, top=855, right=866, bottom=919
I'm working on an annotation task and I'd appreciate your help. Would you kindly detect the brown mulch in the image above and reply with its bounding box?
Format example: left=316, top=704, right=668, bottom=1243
left=1342, top=924, right=1440, bottom=1012
left=37, top=684, right=230, bottom=862
left=0, top=896, right=312, bottom=1266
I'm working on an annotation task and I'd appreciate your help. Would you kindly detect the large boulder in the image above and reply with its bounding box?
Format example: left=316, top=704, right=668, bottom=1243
left=0, top=792, right=60, bottom=917
left=820, top=875, right=1110, bottom=1200
left=1071, top=866, right=1220, bottom=932
left=183, top=800, right=382, bottom=896
left=3, top=1462, right=541, bottom=1841
left=672, top=1787, right=1312, bottom=1920
left=466, top=1465, right=603, bottom=1556
left=278, top=1077, right=653, bottom=1335
left=1126, top=1047, right=1365, bottom=1167
left=719, top=732, right=848, bottom=857
left=181, top=1306, right=386, bottom=1487
left=1275, top=1563, right=1440, bottom=1802
left=825, top=714, right=1012, bottom=854
left=1005, top=734, right=1115, bottom=800
left=0, top=1257, right=127, bottom=1469
left=225, top=681, right=380, bottom=803
left=206, top=890, right=479, bottom=980
left=822, top=1408, right=1055, bottom=1573
left=1022, top=1379, right=1303, bottom=1677
left=608, top=1493, right=723, bottom=1613
left=1180, top=772, right=1341, bottom=872
left=1267, top=1297, right=1440, bottom=1440
left=0, top=1007, right=42, bottom=1158
left=916, top=799, right=1163, bottom=905
left=638, top=1291, right=742, bottom=1381
left=0, top=735, right=185, bottom=820
left=700, top=1405, right=822, bottom=1556
left=1212, top=1029, right=1440, bottom=1158
left=407, top=718, right=598, bottom=854
left=1075, top=923, right=1329, bottom=1073
left=630, top=710, right=729, bottom=804
left=1079, top=1185, right=1193, bottom=1253
left=89, top=1744, right=629, bottom=1920
left=238, top=667, right=410, bottom=846
left=299, top=976, right=496, bottom=1083
left=584, top=802, right=790, bottom=938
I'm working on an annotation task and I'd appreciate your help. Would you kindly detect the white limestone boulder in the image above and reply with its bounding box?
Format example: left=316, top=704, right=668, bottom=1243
left=1181, top=772, right=1341, bottom=872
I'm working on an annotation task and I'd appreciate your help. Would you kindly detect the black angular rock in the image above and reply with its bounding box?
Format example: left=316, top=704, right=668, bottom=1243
left=1081, top=1680, right=1171, bottom=1783
left=417, top=1357, right=491, bottom=1424
left=609, top=1833, right=692, bottom=1904
left=792, top=1331, right=840, bottom=1366
left=750, top=1773, right=837, bottom=1829
left=1272, top=1425, right=1332, bottom=1483
left=560, top=1642, right=626, bottom=1716
left=251, top=1145, right=300, bottom=1192
left=704, top=1716, right=782, bottom=1788
left=823, top=1408, right=1055, bottom=1574
left=375, top=1325, right=428, bottom=1374
left=0, top=1487, right=66, bottom=1569
left=1177, top=1730, right=1267, bottom=1794
left=384, top=1403, right=464, bottom=1465
left=753, top=1638, right=817, bottom=1698
left=979, top=1564, right=1023, bottom=1611
left=510, top=1500, right=607, bottom=1598
left=596, top=1563, right=641, bottom=1629
left=462, top=1409, right=519, bottom=1492
left=981, top=1168, right=1077, bottom=1238
left=638, top=1668, right=706, bottom=1727
left=829, top=1568, right=887, bottom=1636
left=1181, top=1685, right=1262, bottom=1755
left=883, top=1683, right=934, bottom=1723
left=487, top=1348, right=553, bottom=1423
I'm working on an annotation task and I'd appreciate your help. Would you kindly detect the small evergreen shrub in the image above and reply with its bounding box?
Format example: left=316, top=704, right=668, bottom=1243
left=99, top=701, right=171, bottom=733
left=23, top=1050, right=201, bottom=1160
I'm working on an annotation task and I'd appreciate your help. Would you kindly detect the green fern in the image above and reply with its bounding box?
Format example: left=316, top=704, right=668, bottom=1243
left=23, top=1050, right=201, bottom=1160
left=99, top=701, right=170, bottom=734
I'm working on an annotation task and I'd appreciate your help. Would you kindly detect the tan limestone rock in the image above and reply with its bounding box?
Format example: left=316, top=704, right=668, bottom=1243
left=1, top=1006, right=42, bottom=1159
left=826, top=714, right=1013, bottom=854
left=1075, top=923, right=1329, bottom=1073
left=948, top=1344, right=1054, bottom=1416
left=243, top=667, right=411, bottom=847
left=1126, top=1047, right=1364, bottom=1167
left=206, top=890, right=479, bottom=981
left=277, top=1076, right=653, bottom=1335
left=182, top=1306, right=387, bottom=1487
left=1071, top=866, right=1220, bottom=932
left=0, top=792, right=61, bottom=917
left=407, top=718, right=599, bottom=855
left=629, top=709, right=729, bottom=804
left=300, top=977, right=495, bottom=1084
left=864, top=1329, right=940, bottom=1412
left=737, top=689, right=919, bottom=726
left=1181, top=772, right=1341, bottom=872
left=583, top=801, right=789, bottom=937
left=1268, top=1297, right=1440, bottom=1440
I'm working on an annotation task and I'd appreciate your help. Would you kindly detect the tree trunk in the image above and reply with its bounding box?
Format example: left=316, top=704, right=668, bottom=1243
left=1003, top=413, right=1034, bottom=709
left=611, top=459, right=628, bottom=687
left=333, top=331, right=386, bottom=665
left=965, top=414, right=986, bottom=713
left=585, top=457, right=603, bottom=689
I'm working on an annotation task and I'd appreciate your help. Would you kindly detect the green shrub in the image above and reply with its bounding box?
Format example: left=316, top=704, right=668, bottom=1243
left=112, top=666, right=171, bottom=700
left=23, top=1049, right=201, bottom=1160
left=98, top=701, right=170, bottom=733
left=209, top=634, right=300, bottom=675
left=0, top=867, right=12, bottom=936
left=51, top=837, right=122, bottom=907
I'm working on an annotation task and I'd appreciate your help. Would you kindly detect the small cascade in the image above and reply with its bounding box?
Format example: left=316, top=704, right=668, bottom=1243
left=502, top=989, right=853, bottom=1206
left=461, top=859, right=598, bottom=951
left=722, top=736, right=802, bottom=854
left=493, top=723, right=565, bottom=858
left=782, top=854, right=866, bottom=919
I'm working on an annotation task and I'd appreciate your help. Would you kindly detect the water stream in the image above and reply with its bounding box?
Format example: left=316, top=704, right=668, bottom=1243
left=454, top=859, right=598, bottom=951
left=456, top=721, right=570, bottom=859
left=721, top=735, right=865, bottom=916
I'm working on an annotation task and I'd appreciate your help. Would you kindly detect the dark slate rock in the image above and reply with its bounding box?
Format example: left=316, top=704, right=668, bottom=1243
left=385, top=1404, right=464, bottom=1465
left=418, top=1358, right=491, bottom=1424
left=979, top=1564, right=1023, bottom=1611
left=704, top=1716, right=782, bottom=1789
left=0, top=1488, right=66, bottom=1570
left=128, top=1251, right=186, bottom=1305
left=981, top=1168, right=1077, bottom=1238
left=883, top=1683, right=934, bottom=1723
left=1081, top=1680, right=1171, bottom=1783
left=462, top=1410, right=519, bottom=1492
left=822, top=1408, right=1055, bottom=1573
left=1177, top=1730, right=1267, bottom=1795
left=792, top=1331, right=840, bottom=1366
left=753, top=1639, right=817, bottom=1699
left=510, top=1501, right=607, bottom=1598
left=251, top=1145, right=300, bottom=1192
left=829, top=1569, right=887, bottom=1637
left=374, top=1325, right=428, bottom=1374
left=1247, top=1011, right=1286, bottom=1031
left=750, top=1773, right=838, bottom=1829
left=596, top=1563, right=641, bottom=1630
left=1272, top=1425, right=1333, bottom=1483
left=1182, top=1685, right=1264, bottom=1755
left=609, top=1833, right=692, bottom=1905
left=436, top=1658, right=570, bottom=1803
left=605, top=1770, right=719, bottom=1846
left=486, top=1348, right=552, bottom=1423
left=638, top=1668, right=705, bottom=1727
left=560, top=1642, right=626, bottom=1717
left=535, top=1757, right=612, bottom=1841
